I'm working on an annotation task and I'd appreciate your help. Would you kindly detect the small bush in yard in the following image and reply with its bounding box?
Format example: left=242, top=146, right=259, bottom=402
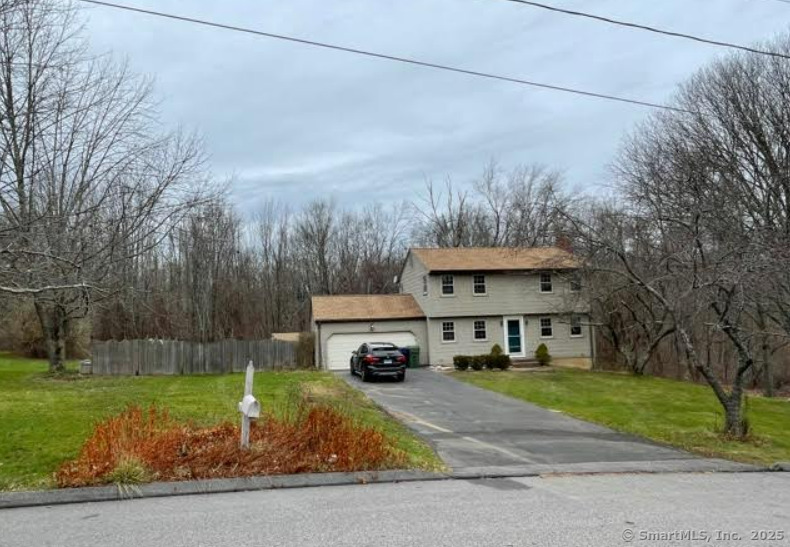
left=56, top=403, right=406, bottom=488
left=453, top=355, right=471, bottom=371
left=487, top=354, right=511, bottom=370
left=535, top=343, right=551, bottom=366
left=490, top=344, right=503, bottom=356
left=470, top=355, right=486, bottom=371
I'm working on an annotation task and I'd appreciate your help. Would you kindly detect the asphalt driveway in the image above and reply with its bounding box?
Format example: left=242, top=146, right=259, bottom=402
left=346, top=369, right=703, bottom=472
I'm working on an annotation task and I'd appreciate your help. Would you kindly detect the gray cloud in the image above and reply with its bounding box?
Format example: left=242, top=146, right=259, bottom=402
left=81, top=0, right=790, bottom=213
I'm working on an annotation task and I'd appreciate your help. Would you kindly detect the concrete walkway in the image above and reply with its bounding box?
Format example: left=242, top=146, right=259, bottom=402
left=346, top=369, right=712, bottom=472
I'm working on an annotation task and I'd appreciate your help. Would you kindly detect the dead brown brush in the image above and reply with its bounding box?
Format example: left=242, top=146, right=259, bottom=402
left=56, top=403, right=406, bottom=487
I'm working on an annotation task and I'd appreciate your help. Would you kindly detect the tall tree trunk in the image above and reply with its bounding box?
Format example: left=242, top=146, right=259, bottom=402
left=722, top=392, right=747, bottom=438
left=34, top=300, right=68, bottom=373
left=761, top=339, right=775, bottom=398
left=678, top=328, right=749, bottom=439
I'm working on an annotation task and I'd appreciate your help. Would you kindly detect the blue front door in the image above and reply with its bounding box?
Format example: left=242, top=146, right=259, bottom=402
left=505, top=317, right=524, bottom=357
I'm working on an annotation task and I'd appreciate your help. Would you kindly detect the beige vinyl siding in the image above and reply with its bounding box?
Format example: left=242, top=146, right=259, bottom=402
left=420, top=271, right=588, bottom=318
left=316, top=319, right=429, bottom=369
left=524, top=313, right=592, bottom=360
left=426, top=313, right=592, bottom=366
left=427, top=317, right=505, bottom=366
left=400, top=252, right=430, bottom=312
left=398, top=251, right=591, bottom=366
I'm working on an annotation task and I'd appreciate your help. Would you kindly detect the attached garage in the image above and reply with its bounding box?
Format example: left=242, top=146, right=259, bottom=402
left=325, top=332, right=418, bottom=371
left=311, top=295, right=428, bottom=370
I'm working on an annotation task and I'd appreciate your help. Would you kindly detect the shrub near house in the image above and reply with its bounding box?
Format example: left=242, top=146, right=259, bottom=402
left=535, top=343, right=551, bottom=366
left=454, top=345, right=511, bottom=371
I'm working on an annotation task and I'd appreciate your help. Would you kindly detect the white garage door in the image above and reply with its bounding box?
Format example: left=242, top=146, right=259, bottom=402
left=325, top=332, right=418, bottom=370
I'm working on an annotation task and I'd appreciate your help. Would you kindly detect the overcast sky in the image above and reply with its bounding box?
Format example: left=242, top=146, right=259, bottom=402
left=81, top=0, right=789, bottom=214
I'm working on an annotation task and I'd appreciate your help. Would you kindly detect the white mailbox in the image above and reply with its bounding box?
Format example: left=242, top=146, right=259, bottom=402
left=238, top=394, right=260, bottom=419
left=238, top=360, right=260, bottom=448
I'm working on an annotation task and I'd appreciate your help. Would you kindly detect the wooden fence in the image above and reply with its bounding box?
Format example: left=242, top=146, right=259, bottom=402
left=91, top=339, right=298, bottom=376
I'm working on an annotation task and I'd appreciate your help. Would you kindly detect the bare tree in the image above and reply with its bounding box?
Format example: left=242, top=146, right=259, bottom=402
left=293, top=199, right=337, bottom=296
left=572, top=203, right=675, bottom=375
left=412, top=161, right=574, bottom=248
left=0, top=0, right=206, bottom=371
left=254, top=200, right=298, bottom=336
left=412, top=177, right=478, bottom=247
left=582, top=33, right=790, bottom=434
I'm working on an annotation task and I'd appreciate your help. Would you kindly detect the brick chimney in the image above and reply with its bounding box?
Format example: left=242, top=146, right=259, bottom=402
left=555, top=234, right=573, bottom=254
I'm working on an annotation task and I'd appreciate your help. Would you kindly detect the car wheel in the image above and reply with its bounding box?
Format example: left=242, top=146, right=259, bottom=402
left=396, top=372, right=405, bottom=382
left=350, top=360, right=356, bottom=376
left=361, top=366, right=370, bottom=382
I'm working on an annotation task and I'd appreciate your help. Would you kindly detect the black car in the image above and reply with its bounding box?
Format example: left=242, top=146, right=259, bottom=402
left=350, top=342, right=407, bottom=382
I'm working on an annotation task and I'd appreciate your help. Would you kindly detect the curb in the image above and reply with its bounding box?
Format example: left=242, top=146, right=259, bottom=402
left=1, top=458, right=779, bottom=510
left=770, top=461, right=790, bottom=472
left=449, top=459, right=768, bottom=478
left=0, top=470, right=449, bottom=510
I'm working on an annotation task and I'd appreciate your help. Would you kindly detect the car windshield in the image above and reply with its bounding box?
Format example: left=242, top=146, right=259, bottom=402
left=370, top=343, right=398, bottom=350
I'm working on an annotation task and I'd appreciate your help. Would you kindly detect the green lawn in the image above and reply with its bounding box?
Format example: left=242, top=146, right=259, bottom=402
left=451, top=368, right=790, bottom=465
left=0, top=353, right=442, bottom=491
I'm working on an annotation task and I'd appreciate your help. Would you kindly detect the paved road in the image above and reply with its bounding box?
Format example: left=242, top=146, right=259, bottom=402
left=4, top=473, right=788, bottom=547
left=346, top=369, right=693, bottom=470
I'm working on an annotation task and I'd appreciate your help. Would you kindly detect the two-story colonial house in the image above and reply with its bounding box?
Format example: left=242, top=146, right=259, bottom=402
left=311, top=246, right=593, bottom=369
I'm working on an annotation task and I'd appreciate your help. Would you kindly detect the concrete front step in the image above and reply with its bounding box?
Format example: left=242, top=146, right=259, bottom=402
left=510, top=359, right=544, bottom=369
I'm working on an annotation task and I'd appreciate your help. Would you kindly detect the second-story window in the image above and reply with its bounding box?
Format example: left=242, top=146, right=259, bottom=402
left=422, top=275, right=428, bottom=296
left=570, top=274, right=582, bottom=292
left=540, top=272, right=553, bottom=293
left=473, top=274, right=486, bottom=295
left=442, top=274, right=454, bottom=296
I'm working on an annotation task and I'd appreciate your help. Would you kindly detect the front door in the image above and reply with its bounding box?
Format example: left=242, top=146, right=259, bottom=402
left=503, top=316, right=525, bottom=358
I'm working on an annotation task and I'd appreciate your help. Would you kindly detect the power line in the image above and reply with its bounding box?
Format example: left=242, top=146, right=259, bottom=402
left=497, top=0, right=790, bottom=61
left=76, top=0, right=689, bottom=114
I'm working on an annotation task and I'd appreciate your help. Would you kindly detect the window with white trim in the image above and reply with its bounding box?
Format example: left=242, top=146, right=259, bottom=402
left=540, top=317, right=553, bottom=338
left=473, top=320, right=487, bottom=341
left=473, top=274, right=486, bottom=295
left=422, top=275, right=428, bottom=296
left=441, top=275, right=454, bottom=296
left=540, top=272, right=553, bottom=293
left=570, top=316, right=583, bottom=337
left=442, top=321, right=456, bottom=342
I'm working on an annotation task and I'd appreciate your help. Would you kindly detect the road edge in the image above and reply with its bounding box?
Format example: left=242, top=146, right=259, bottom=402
left=0, top=469, right=450, bottom=510
left=1, top=459, right=781, bottom=510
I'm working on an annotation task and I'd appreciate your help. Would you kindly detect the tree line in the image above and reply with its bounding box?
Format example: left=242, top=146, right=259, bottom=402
left=86, top=161, right=574, bottom=340
left=1, top=1, right=789, bottom=439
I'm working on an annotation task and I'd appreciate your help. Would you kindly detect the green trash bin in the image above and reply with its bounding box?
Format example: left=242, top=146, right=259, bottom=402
left=407, top=346, right=420, bottom=368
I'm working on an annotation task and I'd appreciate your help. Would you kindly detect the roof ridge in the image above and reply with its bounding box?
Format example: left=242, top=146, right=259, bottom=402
left=410, top=245, right=565, bottom=251
left=312, top=293, right=411, bottom=298
left=408, top=245, right=579, bottom=272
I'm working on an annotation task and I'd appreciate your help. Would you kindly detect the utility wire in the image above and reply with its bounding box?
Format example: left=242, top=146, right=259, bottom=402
left=76, top=0, right=690, bottom=113
left=497, top=0, right=790, bottom=61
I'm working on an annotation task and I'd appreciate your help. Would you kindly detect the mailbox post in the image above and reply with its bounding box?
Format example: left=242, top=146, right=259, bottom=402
left=238, top=360, right=261, bottom=449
